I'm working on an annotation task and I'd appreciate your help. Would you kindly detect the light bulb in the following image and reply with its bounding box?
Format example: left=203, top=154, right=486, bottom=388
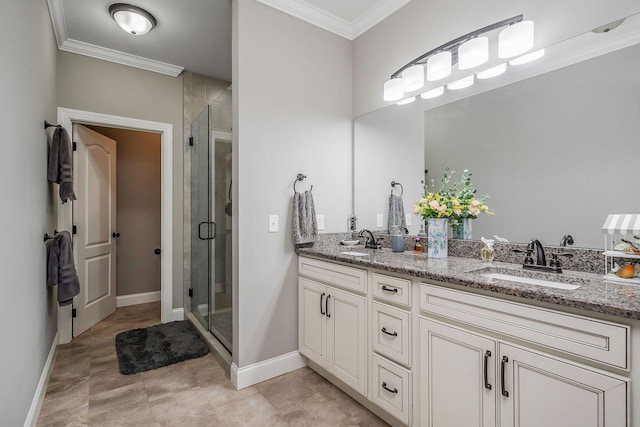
left=447, top=75, right=474, bottom=90
left=477, top=63, right=507, bottom=79
left=402, top=64, right=425, bottom=92
left=509, top=49, right=545, bottom=65
left=499, top=20, right=534, bottom=58
left=420, top=86, right=444, bottom=99
left=458, top=37, right=489, bottom=70
left=383, top=77, right=403, bottom=101
left=427, top=51, right=452, bottom=81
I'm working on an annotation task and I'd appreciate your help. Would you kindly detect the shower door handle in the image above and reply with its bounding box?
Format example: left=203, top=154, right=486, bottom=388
left=198, top=221, right=217, bottom=240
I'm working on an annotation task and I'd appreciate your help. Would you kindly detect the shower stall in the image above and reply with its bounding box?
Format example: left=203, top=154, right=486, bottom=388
left=190, top=104, right=233, bottom=353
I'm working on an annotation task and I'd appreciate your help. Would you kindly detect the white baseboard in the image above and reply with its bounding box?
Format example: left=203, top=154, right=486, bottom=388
left=231, top=351, right=307, bottom=390
left=24, top=332, right=59, bottom=427
left=166, top=307, right=184, bottom=322
left=116, top=291, right=161, bottom=308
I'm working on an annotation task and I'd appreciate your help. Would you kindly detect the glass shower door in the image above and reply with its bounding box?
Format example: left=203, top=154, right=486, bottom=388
left=190, top=106, right=233, bottom=354
left=191, top=107, right=215, bottom=332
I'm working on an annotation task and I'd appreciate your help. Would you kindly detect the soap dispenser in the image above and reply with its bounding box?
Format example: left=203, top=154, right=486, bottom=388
left=414, top=237, right=423, bottom=253
left=391, top=226, right=405, bottom=253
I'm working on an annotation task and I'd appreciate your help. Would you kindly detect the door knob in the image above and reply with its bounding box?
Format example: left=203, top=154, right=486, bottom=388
left=112, top=232, right=120, bottom=238
left=154, top=248, right=161, bottom=255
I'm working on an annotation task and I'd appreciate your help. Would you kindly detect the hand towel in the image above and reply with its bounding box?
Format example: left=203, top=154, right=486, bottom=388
left=47, top=126, right=76, bottom=203
left=388, top=194, right=406, bottom=232
left=53, top=231, right=80, bottom=306
left=292, top=190, right=318, bottom=245
left=45, top=238, right=59, bottom=287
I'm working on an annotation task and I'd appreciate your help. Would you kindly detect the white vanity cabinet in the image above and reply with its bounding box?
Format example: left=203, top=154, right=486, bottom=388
left=298, top=257, right=367, bottom=396
left=419, top=284, right=629, bottom=427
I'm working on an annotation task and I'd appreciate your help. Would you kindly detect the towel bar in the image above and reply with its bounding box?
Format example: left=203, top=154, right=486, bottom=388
left=391, top=181, right=403, bottom=196
left=44, top=230, right=58, bottom=242
left=44, top=120, right=60, bottom=129
left=293, top=173, right=313, bottom=193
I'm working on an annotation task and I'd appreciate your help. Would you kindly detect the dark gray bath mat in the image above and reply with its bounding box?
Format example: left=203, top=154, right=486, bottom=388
left=115, top=321, right=209, bottom=375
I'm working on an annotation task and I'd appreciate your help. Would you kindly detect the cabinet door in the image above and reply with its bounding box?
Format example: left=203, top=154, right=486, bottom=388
left=419, top=318, right=497, bottom=427
left=499, top=343, right=627, bottom=427
left=298, top=278, right=326, bottom=366
left=326, top=286, right=367, bottom=396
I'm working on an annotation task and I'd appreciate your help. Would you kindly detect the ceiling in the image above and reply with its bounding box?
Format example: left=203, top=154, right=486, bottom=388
left=48, top=0, right=410, bottom=81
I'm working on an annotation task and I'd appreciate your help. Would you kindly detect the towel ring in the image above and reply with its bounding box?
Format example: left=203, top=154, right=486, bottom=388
left=293, top=173, right=313, bottom=193
left=391, top=181, right=403, bottom=196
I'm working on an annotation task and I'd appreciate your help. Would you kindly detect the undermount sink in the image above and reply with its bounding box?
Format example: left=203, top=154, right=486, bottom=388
left=340, top=251, right=371, bottom=257
left=469, top=267, right=581, bottom=290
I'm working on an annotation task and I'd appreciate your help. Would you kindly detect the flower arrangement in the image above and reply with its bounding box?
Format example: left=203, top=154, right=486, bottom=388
left=449, top=169, right=494, bottom=227
left=413, top=167, right=494, bottom=223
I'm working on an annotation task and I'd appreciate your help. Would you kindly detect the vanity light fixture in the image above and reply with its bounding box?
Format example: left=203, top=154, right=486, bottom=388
left=402, top=64, right=425, bottom=92
left=447, top=75, right=475, bottom=90
left=382, top=15, right=535, bottom=102
left=396, top=96, right=416, bottom=105
left=477, top=63, right=508, bottom=79
left=383, top=77, right=404, bottom=101
left=498, top=20, right=535, bottom=58
left=509, top=49, right=545, bottom=65
left=426, top=51, right=452, bottom=81
left=458, top=37, right=489, bottom=70
left=420, top=86, right=444, bottom=99
left=109, top=3, right=157, bottom=36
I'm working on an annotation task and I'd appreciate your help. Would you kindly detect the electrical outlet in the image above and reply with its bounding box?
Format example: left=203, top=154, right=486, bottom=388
left=317, top=215, right=325, bottom=230
left=405, top=214, right=412, bottom=226
left=376, top=214, right=384, bottom=228
left=268, top=215, right=278, bottom=233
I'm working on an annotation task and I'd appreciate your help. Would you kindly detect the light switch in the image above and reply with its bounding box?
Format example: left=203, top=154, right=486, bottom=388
left=405, top=214, right=412, bottom=226
left=376, top=214, right=384, bottom=228
left=317, top=214, right=325, bottom=231
left=268, top=215, right=278, bottom=233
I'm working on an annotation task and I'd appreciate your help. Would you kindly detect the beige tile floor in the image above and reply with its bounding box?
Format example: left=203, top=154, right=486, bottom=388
left=37, top=302, right=389, bottom=426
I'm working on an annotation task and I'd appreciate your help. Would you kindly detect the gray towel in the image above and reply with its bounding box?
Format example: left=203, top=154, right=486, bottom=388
left=388, top=194, right=406, bottom=232
left=47, top=126, right=76, bottom=203
left=292, top=190, right=318, bottom=245
left=45, top=231, right=80, bottom=306
left=45, top=238, right=59, bottom=287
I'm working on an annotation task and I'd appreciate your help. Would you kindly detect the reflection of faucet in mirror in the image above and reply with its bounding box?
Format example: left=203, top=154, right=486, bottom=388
left=560, top=234, right=574, bottom=247
left=358, top=229, right=381, bottom=249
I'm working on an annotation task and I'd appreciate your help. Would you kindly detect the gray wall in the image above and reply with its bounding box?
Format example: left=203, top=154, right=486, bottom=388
left=56, top=51, right=184, bottom=308
left=234, top=0, right=353, bottom=367
left=353, top=0, right=640, bottom=116
left=0, top=1, right=58, bottom=425
left=354, top=101, right=424, bottom=234
left=88, top=126, right=162, bottom=296
left=425, top=43, right=640, bottom=249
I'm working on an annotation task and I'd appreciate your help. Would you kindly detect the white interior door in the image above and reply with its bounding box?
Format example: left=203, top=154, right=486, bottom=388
left=73, top=124, right=117, bottom=336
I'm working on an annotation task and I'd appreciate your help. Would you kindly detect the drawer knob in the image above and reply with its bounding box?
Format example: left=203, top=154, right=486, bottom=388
left=381, top=327, right=398, bottom=337
left=381, top=285, right=398, bottom=293
left=381, top=382, right=398, bottom=394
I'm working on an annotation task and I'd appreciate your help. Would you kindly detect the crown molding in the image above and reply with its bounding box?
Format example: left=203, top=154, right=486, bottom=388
left=351, top=0, right=411, bottom=39
left=256, top=0, right=409, bottom=40
left=59, top=39, right=183, bottom=76
left=47, top=0, right=182, bottom=77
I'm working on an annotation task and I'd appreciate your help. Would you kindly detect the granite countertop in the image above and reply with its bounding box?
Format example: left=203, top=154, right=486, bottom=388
left=298, top=245, right=640, bottom=320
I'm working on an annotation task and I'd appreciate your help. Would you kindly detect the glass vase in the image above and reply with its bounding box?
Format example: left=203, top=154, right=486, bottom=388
left=427, top=218, right=448, bottom=258
left=451, top=218, right=472, bottom=240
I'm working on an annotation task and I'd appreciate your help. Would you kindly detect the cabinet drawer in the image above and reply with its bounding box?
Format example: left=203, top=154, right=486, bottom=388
left=299, top=256, right=367, bottom=294
left=372, top=302, right=411, bottom=367
left=372, top=273, right=411, bottom=307
left=371, top=354, right=411, bottom=425
left=419, top=283, right=629, bottom=369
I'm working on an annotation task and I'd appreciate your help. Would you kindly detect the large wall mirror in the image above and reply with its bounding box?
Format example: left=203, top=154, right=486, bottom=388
left=353, top=12, right=640, bottom=248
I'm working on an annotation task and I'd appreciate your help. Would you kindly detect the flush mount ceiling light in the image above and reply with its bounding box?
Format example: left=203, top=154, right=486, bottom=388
left=109, top=3, right=157, bottom=36
left=382, top=15, right=536, bottom=103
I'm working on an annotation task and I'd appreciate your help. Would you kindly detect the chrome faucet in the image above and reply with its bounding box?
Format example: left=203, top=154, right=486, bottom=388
left=560, top=234, right=574, bottom=247
left=358, top=229, right=381, bottom=249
